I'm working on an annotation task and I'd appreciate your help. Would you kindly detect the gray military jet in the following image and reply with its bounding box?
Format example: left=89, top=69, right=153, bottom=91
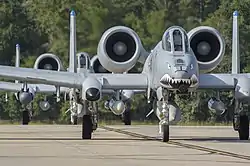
left=0, top=10, right=248, bottom=142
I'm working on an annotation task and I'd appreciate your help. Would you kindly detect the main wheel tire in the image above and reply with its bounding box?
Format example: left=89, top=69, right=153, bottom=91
left=123, top=109, right=131, bottom=125
left=92, top=122, right=98, bottom=131
left=162, top=124, right=169, bottom=142
left=22, top=111, right=29, bottom=125
left=82, top=115, right=93, bottom=139
left=238, top=115, right=249, bottom=140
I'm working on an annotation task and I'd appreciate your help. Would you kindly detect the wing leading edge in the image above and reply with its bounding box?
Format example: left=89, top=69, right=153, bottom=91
left=0, top=65, right=84, bottom=89
left=198, top=73, right=250, bottom=89
left=0, top=65, right=149, bottom=90
left=0, top=82, right=69, bottom=93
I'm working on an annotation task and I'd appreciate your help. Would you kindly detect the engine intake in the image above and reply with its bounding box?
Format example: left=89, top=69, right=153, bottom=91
left=187, top=26, right=225, bottom=73
left=34, top=53, right=63, bottom=71
left=97, top=26, right=146, bottom=73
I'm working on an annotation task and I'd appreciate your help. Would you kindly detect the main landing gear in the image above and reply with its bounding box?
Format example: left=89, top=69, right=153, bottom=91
left=232, top=100, right=249, bottom=140
left=81, top=101, right=98, bottom=139
left=22, top=103, right=33, bottom=125
left=122, top=101, right=132, bottom=125
left=82, top=115, right=93, bottom=139
left=22, top=110, right=30, bottom=125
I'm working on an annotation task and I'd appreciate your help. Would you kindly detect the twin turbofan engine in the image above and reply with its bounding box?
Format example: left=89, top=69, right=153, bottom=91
left=187, top=26, right=225, bottom=73
left=96, top=25, right=225, bottom=73
left=97, top=26, right=146, bottom=73
left=34, top=53, right=63, bottom=71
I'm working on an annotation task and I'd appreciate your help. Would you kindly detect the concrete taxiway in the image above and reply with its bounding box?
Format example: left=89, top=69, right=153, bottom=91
left=0, top=125, right=249, bottom=166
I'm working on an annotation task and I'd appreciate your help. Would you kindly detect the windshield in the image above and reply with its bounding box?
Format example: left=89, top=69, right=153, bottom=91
left=173, top=30, right=183, bottom=51
left=162, top=26, right=190, bottom=53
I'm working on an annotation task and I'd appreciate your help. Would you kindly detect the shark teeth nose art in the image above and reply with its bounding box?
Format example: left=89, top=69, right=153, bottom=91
left=160, top=74, right=199, bottom=88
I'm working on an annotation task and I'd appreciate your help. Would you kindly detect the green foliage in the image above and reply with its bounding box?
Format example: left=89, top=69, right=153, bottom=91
left=0, top=0, right=249, bottom=124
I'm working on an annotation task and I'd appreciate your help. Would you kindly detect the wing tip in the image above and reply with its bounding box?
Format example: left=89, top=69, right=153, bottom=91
left=70, top=10, right=76, bottom=16
left=233, top=10, right=239, bottom=16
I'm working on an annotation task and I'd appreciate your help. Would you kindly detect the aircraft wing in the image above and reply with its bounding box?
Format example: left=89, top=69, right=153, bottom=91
left=0, top=66, right=148, bottom=90
left=198, top=73, right=250, bottom=89
left=92, top=73, right=148, bottom=90
left=0, top=65, right=84, bottom=89
left=0, top=82, right=69, bottom=94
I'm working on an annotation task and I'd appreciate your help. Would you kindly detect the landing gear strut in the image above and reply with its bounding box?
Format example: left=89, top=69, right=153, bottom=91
left=157, top=88, right=170, bottom=142
left=160, top=101, right=170, bottom=142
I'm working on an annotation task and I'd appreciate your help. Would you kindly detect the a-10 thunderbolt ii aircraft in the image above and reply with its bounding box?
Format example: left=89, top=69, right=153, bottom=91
left=0, top=11, right=140, bottom=126
left=1, top=44, right=138, bottom=126
left=0, top=43, right=64, bottom=125
left=0, top=10, right=249, bottom=142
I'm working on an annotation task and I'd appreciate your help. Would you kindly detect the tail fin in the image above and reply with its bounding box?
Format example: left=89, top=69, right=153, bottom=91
left=69, top=10, right=77, bottom=73
left=15, top=44, right=20, bottom=83
left=232, top=10, right=240, bottom=74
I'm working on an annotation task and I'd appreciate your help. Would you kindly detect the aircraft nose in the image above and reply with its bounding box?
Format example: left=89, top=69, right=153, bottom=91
left=173, top=70, right=190, bottom=79
left=85, top=88, right=100, bottom=101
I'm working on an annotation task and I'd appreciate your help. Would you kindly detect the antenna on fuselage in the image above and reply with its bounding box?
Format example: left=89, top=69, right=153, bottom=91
left=232, top=10, right=240, bottom=74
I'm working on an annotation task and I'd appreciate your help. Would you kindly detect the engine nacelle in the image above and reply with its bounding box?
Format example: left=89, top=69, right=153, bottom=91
left=90, top=55, right=111, bottom=73
left=81, top=77, right=102, bottom=101
left=208, top=97, right=226, bottom=115
left=34, top=53, right=64, bottom=71
left=187, top=26, right=225, bottom=73
left=97, top=26, right=145, bottom=73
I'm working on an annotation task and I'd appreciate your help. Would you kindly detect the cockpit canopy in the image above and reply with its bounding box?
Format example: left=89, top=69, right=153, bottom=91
left=77, top=52, right=91, bottom=69
left=162, top=26, right=190, bottom=53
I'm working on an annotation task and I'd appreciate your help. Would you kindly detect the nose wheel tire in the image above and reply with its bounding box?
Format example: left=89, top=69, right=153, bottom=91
left=238, top=115, right=249, bottom=140
left=22, top=111, right=30, bottom=125
left=162, top=124, right=169, bottom=142
left=82, top=115, right=93, bottom=139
